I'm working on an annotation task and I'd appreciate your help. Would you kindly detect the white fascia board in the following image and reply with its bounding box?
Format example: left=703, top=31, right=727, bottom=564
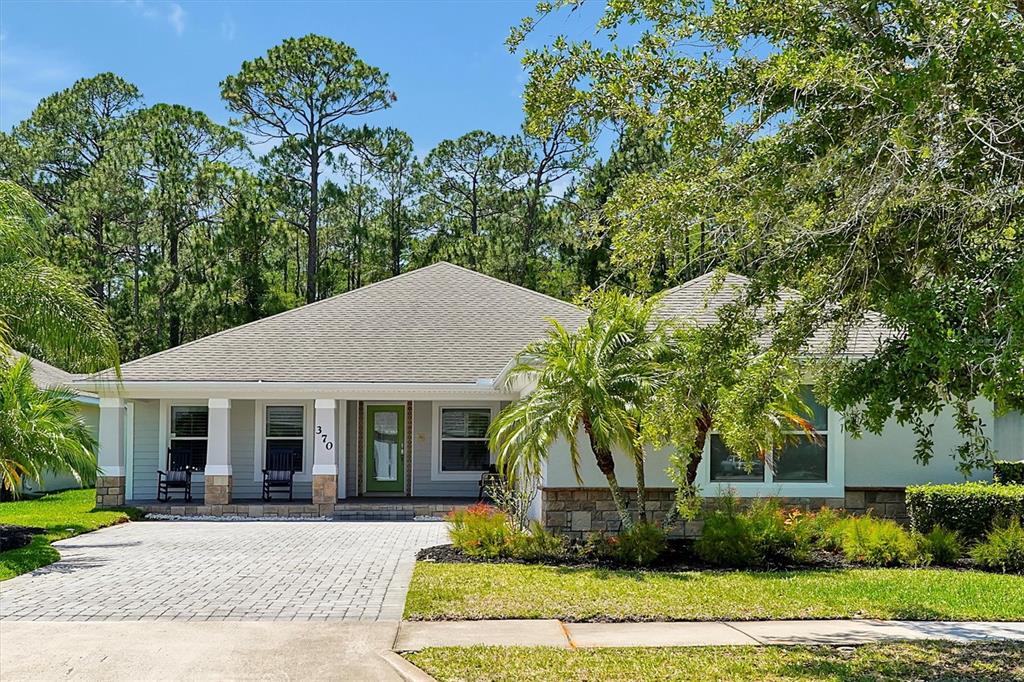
left=78, top=380, right=522, bottom=401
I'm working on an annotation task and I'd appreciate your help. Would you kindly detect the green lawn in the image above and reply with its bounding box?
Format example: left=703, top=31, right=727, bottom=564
left=0, top=489, right=142, bottom=581
left=406, top=642, right=1024, bottom=682
left=405, top=562, right=1024, bottom=622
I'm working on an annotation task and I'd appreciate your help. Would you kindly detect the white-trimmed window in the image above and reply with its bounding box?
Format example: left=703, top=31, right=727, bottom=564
left=265, top=405, right=304, bottom=472
left=169, top=405, right=208, bottom=471
left=439, top=408, right=492, bottom=473
left=708, top=387, right=829, bottom=485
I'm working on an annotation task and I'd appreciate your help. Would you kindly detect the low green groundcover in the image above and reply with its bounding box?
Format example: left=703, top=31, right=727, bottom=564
left=0, top=489, right=141, bottom=581
left=405, top=642, right=1023, bottom=682
left=405, top=562, right=1024, bottom=622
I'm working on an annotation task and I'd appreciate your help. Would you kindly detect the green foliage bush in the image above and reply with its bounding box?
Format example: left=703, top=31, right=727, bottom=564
left=838, top=516, right=921, bottom=567
left=608, top=522, right=668, bottom=567
left=447, top=504, right=517, bottom=559
left=994, top=461, right=1024, bottom=485
left=913, top=525, right=962, bottom=566
left=971, top=517, right=1024, bottom=573
left=509, top=522, right=566, bottom=562
left=906, top=483, right=1024, bottom=542
left=695, top=497, right=814, bottom=567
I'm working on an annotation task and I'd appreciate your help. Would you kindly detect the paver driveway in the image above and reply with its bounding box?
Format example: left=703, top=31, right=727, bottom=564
left=0, top=520, right=447, bottom=622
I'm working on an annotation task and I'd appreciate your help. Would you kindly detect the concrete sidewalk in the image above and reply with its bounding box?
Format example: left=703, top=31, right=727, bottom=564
left=395, top=619, right=1024, bottom=651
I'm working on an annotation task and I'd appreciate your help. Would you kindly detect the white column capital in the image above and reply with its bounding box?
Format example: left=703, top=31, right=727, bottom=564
left=314, top=398, right=337, bottom=410
left=99, top=397, right=125, bottom=409
left=208, top=398, right=231, bottom=409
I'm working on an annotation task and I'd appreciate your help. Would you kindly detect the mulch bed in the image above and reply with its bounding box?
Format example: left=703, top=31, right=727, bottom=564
left=0, top=525, right=47, bottom=552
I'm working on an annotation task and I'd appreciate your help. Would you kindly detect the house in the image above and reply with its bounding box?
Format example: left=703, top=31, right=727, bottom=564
left=8, top=350, right=100, bottom=494
left=78, top=262, right=1023, bottom=529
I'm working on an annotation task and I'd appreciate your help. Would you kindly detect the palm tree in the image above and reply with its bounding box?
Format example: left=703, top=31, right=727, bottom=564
left=0, top=180, right=120, bottom=372
left=489, top=292, right=668, bottom=530
left=0, top=355, right=98, bottom=496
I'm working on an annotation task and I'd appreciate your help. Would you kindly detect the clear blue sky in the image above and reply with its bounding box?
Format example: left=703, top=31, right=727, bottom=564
left=0, top=0, right=609, bottom=154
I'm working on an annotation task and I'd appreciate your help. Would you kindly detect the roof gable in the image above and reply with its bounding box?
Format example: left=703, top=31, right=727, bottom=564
left=96, top=262, right=588, bottom=384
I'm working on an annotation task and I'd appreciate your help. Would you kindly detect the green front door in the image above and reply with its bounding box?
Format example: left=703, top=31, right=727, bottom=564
left=365, top=405, right=405, bottom=493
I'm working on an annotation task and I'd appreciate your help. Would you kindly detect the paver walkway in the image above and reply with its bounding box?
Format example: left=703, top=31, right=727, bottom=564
left=395, top=619, right=1024, bottom=650
left=0, top=519, right=447, bottom=622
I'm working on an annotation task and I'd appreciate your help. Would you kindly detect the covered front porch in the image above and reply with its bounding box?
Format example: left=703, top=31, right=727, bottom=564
left=95, top=391, right=508, bottom=514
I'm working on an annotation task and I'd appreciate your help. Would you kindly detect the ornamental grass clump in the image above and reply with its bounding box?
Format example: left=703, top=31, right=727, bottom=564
left=914, top=525, right=963, bottom=566
left=839, top=516, right=920, bottom=567
left=446, top=504, right=516, bottom=559
left=695, top=497, right=814, bottom=567
left=971, top=517, right=1024, bottom=574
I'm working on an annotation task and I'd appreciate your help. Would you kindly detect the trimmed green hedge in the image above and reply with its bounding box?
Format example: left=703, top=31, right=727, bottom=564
left=906, top=483, right=1024, bottom=542
left=994, top=461, right=1024, bottom=485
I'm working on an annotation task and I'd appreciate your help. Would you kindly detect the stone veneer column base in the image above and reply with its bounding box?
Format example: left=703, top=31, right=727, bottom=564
left=204, top=475, right=232, bottom=506
left=312, top=474, right=337, bottom=506
left=95, top=475, right=126, bottom=508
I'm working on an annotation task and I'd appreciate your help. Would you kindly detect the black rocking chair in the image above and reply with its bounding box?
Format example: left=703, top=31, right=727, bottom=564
left=262, top=445, right=296, bottom=501
left=478, top=464, right=504, bottom=501
left=157, top=444, right=194, bottom=502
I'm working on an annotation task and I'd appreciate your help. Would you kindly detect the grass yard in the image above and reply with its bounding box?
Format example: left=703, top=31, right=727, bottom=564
left=405, top=562, right=1024, bottom=622
left=0, top=489, right=142, bottom=581
left=405, top=641, right=1024, bottom=682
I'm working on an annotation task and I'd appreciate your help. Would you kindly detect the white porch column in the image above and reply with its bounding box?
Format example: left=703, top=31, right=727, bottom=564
left=313, top=399, right=338, bottom=508
left=97, top=397, right=126, bottom=507
left=204, top=398, right=232, bottom=505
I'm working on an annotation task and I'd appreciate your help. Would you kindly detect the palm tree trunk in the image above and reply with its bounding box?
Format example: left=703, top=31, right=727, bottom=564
left=666, top=408, right=713, bottom=527
left=582, top=414, right=634, bottom=531
left=632, top=448, right=648, bottom=522
left=602, top=470, right=634, bottom=531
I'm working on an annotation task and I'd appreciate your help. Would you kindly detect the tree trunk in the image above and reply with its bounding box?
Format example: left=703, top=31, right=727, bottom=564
left=666, top=408, right=713, bottom=527
left=168, top=225, right=181, bottom=348
left=632, top=447, right=648, bottom=522
left=306, top=151, right=320, bottom=303
left=582, top=414, right=634, bottom=531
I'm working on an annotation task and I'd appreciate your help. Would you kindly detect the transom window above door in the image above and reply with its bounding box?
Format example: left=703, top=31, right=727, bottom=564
left=265, top=405, right=304, bottom=473
left=440, top=408, right=492, bottom=473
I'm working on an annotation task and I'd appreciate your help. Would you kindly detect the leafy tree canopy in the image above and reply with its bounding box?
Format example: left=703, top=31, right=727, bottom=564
left=513, top=0, right=1024, bottom=468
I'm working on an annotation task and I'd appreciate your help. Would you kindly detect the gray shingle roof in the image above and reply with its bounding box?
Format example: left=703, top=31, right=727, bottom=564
left=655, top=272, right=891, bottom=356
left=8, top=350, right=96, bottom=394
left=91, top=262, right=588, bottom=384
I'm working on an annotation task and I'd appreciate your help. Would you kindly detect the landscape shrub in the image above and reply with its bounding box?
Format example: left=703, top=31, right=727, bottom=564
left=609, top=522, right=668, bottom=567
left=695, top=497, right=813, bottom=567
left=994, top=461, right=1024, bottom=485
left=839, top=516, right=920, bottom=567
left=913, top=525, right=962, bottom=566
left=971, top=517, right=1024, bottom=573
left=906, top=483, right=1024, bottom=542
left=509, top=521, right=565, bottom=562
left=446, top=504, right=516, bottom=558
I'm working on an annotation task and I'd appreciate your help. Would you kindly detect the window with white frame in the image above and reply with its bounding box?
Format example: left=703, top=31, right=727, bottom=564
left=265, top=405, right=304, bottom=472
left=169, top=405, right=208, bottom=471
left=439, top=408, right=492, bottom=473
left=709, top=387, right=828, bottom=484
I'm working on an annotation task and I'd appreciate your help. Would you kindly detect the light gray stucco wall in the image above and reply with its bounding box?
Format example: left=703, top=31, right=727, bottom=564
left=844, top=401, right=997, bottom=487
left=23, top=401, right=100, bottom=493
left=995, top=410, right=1024, bottom=461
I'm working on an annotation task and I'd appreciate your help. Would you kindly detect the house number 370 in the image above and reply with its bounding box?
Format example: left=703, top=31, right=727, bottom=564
left=316, top=425, right=334, bottom=450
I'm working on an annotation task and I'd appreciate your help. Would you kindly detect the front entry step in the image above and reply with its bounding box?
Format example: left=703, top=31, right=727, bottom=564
left=332, top=499, right=473, bottom=521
